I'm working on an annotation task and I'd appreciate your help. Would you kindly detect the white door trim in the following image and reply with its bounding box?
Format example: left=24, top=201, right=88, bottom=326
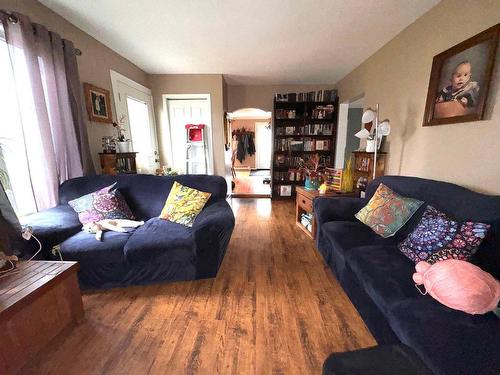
left=162, top=94, right=214, bottom=175
left=110, top=70, right=159, bottom=173
left=334, top=102, right=349, bottom=169
left=254, top=121, right=271, bottom=170
left=110, top=70, right=152, bottom=95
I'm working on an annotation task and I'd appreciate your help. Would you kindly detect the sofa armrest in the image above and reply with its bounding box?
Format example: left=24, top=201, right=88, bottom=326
left=314, top=197, right=366, bottom=227
left=192, top=200, right=235, bottom=278
left=20, top=204, right=82, bottom=258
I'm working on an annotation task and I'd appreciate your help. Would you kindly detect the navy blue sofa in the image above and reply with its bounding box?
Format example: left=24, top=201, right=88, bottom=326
left=24, top=174, right=235, bottom=289
left=315, top=176, right=500, bottom=375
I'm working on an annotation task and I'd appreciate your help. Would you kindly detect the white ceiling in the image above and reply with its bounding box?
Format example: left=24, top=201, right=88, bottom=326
left=40, top=0, right=439, bottom=85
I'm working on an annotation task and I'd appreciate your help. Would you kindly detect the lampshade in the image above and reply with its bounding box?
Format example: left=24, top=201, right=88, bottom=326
left=354, top=128, right=370, bottom=139
left=361, top=109, right=376, bottom=124
left=378, top=120, right=391, bottom=136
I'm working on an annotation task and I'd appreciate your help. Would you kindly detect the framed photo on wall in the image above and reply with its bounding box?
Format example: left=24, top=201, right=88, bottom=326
left=84, top=83, right=113, bottom=123
left=423, top=23, right=499, bottom=126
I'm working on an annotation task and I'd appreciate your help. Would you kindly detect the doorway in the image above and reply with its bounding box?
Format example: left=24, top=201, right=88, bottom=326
left=229, top=108, right=272, bottom=198
left=335, top=95, right=364, bottom=169
left=111, top=70, right=159, bottom=174
left=163, top=95, right=213, bottom=175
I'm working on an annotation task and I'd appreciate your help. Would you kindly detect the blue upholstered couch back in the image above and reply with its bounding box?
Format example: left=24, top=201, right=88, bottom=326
left=58, top=174, right=228, bottom=220
left=367, top=176, right=500, bottom=278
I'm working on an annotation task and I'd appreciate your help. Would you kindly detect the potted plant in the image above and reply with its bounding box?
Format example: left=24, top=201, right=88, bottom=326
left=112, top=114, right=130, bottom=153
left=298, top=153, right=325, bottom=190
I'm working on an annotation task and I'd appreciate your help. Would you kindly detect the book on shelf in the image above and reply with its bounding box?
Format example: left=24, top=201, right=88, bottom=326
left=315, top=140, right=330, bottom=151
left=273, top=170, right=303, bottom=182
left=274, top=89, right=337, bottom=103
left=304, top=123, right=333, bottom=135
left=303, top=138, right=330, bottom=151
left=275, top=109, right=297, bottom=119
left=312, top=105, right=335, bottom=119
left=274, top=155, right=301, bottom=168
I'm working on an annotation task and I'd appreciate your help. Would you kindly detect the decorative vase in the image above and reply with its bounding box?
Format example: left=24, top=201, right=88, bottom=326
left=116, top=141, right=130, bottom=153
left=366, top=139, right=376, bottom=153
left=305, top=176, right=320, bottom=190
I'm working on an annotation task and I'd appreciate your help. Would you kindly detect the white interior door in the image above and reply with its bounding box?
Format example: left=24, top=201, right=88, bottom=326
left=255, top=121, right=272, bottom=169
left=165, top=97, right=213, bottom=174
left=111, top=72, right=159, bottom=174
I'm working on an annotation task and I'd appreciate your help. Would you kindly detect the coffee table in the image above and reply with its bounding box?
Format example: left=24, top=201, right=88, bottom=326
left=0, top=261, right=83, bottom=375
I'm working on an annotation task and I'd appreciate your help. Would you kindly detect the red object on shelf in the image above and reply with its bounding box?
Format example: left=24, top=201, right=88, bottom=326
left=185, top=124, right=205, bottom=142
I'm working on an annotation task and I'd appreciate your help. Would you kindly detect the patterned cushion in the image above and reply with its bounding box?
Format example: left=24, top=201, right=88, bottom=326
left=159, top=181, right=211, bottom=227
left=355, top=183, right=423, bottom=238
left=398, top=205, right=490, bottom=264
left=68, top=183, right=134, bottom=224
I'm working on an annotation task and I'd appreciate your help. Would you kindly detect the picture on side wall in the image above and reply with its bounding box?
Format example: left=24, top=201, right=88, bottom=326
left=423, top=23, right=499, bottom=126
left=84, top=83, right=113, bottom=123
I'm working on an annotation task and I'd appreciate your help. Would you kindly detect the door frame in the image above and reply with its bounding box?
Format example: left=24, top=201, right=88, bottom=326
left=162, top=94, right=214, bottom=175
left=110, top=70, right=159, bottom=172
left=254, top=121, right=272, bottom=170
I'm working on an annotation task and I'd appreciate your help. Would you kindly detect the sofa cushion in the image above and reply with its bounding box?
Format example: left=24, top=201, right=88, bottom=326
left=159, top=181, right=211, bottom=227
left=68, top=183, right=134, bottom=224
left=355, top=183, right=423, bottom=238
left=345, top=245, right=420, bottom=315
left=398, top=205, right=490, bottom=264
left=321, top=221, right=400, bottom=260
left=23, top=204, right=81, bottom=247
left=60, top=230, right=131, bottom=264
left=124, top=217, right=194, bottom=263
left=388, top=298, right=500, bottom=375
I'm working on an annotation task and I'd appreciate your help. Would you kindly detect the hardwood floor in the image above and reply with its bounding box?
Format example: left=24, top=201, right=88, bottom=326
left=232, top=170, right=271, bottom=197
left=21, top=199, right=375, bottom=375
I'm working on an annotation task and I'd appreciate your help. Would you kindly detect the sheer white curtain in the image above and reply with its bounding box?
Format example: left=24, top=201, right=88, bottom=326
left=0, top=12, right=94, bottom=216
left=0, top=24, right=37, bottom=215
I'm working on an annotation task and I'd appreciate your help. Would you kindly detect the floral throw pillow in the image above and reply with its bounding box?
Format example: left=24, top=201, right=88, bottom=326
left=398, top=205, right=490, bottom=264
left=159, top=181, right=211, bottom=227
left=355, top=183, right=423, bottom=238
left=68, top=183, right=134, bottom=224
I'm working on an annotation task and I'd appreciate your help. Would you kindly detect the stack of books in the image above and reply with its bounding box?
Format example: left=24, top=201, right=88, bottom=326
left=304, top=123, right=333, bottom=135
left=300, top=213, right=314, bottom=232
left=274, top=90, right=337, bottom=103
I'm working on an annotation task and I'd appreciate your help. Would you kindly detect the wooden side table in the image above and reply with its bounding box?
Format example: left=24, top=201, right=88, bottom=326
left=296, top=186, right=356, bottom=239
left=0, top=261, right=84, bottom=375
left=99, top=152, right=138, bottom=175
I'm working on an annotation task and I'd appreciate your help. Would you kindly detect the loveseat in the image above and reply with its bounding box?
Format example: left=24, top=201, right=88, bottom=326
left=315, top=176, right=500, bottom=375
left=24, top=174, right=235, bottom=289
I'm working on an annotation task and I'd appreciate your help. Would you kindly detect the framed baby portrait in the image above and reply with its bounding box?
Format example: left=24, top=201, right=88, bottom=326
left=423, top=24, right=499, bottom=126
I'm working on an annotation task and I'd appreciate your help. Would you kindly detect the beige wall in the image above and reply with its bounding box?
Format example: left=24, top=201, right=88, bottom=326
left=3, top=0, right=149, bottom=172
left=227, top=84, right=336, bottom=112
left=148, top=74, right=227, bottom=176
left=334, top=0, right=500, bottom=194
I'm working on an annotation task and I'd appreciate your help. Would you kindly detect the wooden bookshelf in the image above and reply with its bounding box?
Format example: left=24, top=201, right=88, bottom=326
left=272, top=94, right=339, bottom=199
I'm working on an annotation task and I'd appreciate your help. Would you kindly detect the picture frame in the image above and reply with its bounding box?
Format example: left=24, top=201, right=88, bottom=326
left=422, top=24, right=499, bottom=126
left=83, top=83, right=113, bottom=123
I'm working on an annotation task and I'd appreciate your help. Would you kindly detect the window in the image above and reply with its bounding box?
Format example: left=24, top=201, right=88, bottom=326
left=0, top=25, right=37, bottom=216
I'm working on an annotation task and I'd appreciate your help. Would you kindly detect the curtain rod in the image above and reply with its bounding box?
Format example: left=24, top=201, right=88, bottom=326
left=0, top=10, right=82, bottom=56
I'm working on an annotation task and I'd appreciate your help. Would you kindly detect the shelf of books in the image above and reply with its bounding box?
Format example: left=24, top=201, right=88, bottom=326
left=272, top=90, right=338, bottom=199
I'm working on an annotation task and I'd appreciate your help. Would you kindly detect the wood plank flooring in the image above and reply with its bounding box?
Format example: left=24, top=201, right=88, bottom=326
left=20, top=199, right=375, bottom=375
